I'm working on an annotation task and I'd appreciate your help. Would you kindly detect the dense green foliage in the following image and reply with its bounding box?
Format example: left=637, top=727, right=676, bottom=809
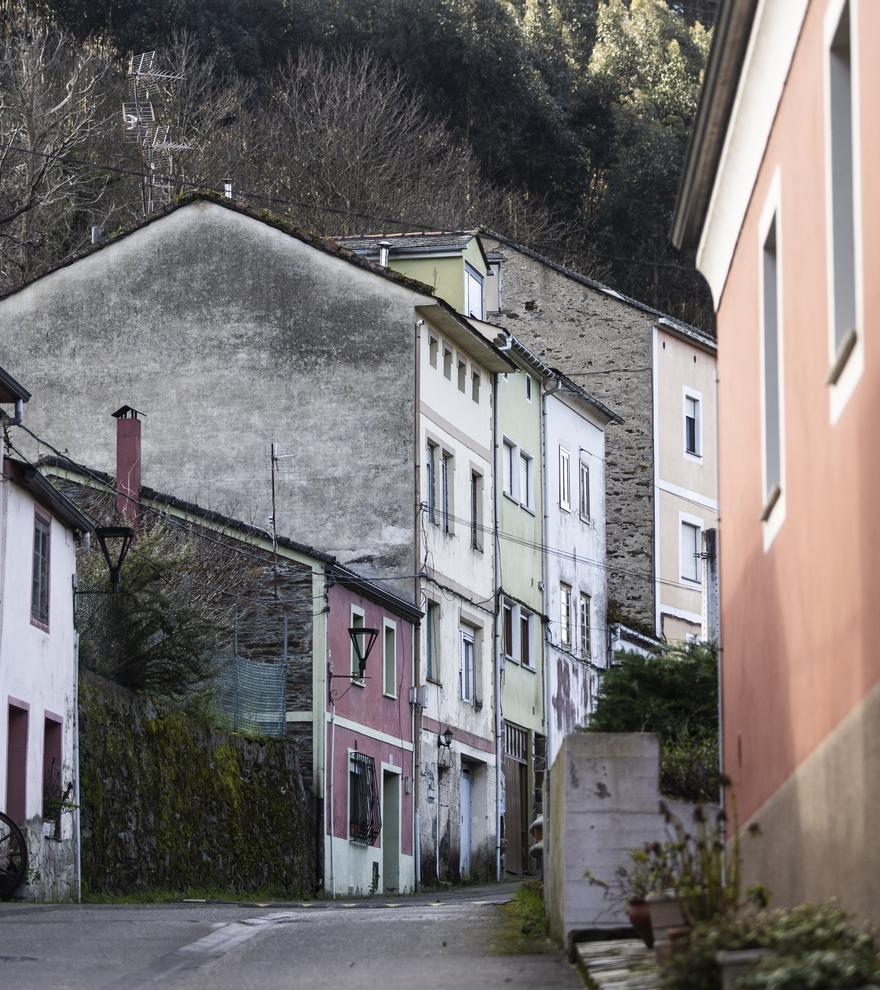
left=79, top=677, right=314, bottom=897
left=586, top=640, right=720, bottom=801
left=40, top=0, right=715, bottom=323
left=662, top=902, right=880, bottom=990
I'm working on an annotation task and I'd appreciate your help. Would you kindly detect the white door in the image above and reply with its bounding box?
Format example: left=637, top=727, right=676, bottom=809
left=459, top=767, right=472, bottom=877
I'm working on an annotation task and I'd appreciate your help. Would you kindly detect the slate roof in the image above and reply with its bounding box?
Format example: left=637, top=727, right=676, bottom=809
left=336, top=231, right=477, bottom=253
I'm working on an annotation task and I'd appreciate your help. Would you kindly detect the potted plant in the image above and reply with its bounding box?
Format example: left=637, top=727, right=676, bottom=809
left=615, top=848, right=666, bottom=948
left=42, top=778, right=77, bottom=839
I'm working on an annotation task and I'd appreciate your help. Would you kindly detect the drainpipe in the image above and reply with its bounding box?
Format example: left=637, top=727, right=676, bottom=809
left=328, top=694, right=336, bottom=898
left=493, top=372, right=503, bottom=882
left=73, top=623, right=82, bottom=902
left=540, top=376, right=561, bottom=883
left=413, top=317, right=425, bottom=888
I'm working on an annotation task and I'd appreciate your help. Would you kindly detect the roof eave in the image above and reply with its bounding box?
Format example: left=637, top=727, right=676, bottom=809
left=0, top=365, right=31, bottom=404
left=417, top=304, right=516, bottom=373
left=671, top=0, right=760, bottom=250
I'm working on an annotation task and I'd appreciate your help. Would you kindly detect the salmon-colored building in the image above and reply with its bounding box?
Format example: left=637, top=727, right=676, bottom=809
left=673, top=0, right=879, bottom=921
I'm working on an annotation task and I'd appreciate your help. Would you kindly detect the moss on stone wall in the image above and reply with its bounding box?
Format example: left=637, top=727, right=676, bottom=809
left=79, top=674, right=314, bottom=897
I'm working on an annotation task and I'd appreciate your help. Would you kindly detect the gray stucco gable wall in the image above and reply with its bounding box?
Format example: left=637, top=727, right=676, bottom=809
left=0, top=201, right=428, bottom=600
left=481, top=236, right=656, bottom=628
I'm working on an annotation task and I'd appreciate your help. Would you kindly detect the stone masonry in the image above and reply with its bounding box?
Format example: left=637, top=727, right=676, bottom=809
left=482, top=234, right=656, bottom=629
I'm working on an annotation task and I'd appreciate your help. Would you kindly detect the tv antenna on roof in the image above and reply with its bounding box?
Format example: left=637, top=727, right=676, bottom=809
left=122, top=50, right=191, bottom=214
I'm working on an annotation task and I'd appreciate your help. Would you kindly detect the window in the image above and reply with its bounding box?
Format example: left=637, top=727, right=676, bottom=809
left=426, top=442, right=437, bottom=525
left=681, top=521, right=702, bottom=584
left=520, top=610, right=533, bottom=668
left=502, top=439, right=516, bottom=498
left=350, top=607, right=366, bottom=681
left=31, top=511, right=50, bottom=628
left=443, top=346, right=453, bottom=379
left=579, top=594, right=591, bottom=659
left=525, top=375, right=532, bottom=402
left=762, top=215, right=782, bottom=512
left=459, top=626, right=476, bottom=703
left=458, top=359, right=467, bottom=393
left=470, top=471, right=483, bottom=551
left=827, top=0, right=857, bottom=363
left=383, top=621, right=397, bottom=697
left=519, top=452, right=533, bottom=511
left=425, top=602, right=439, bottom=682
left=429, top=336, right=439, bottom=368
left=503, top=602, right=514, bottom=659
left=441, top=451, right=453, bottom=533
left=560, top=583, right=572, bottom=648
left=685, top=393, right=702, bottom=456
left=559, top=447, right=571, bottom=511
left=42, top=716, right=62, bottom=829
left=465, top=265, right=484, bottom=319
left=349, top=752, right=381, bottom=845
left=471, top=370, right=481, bottom=403
left=578, top=462, right=591, bottom=522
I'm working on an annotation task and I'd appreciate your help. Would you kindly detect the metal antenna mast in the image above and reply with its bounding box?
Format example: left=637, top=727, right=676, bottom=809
left=122, top=50, right=191, bottom=214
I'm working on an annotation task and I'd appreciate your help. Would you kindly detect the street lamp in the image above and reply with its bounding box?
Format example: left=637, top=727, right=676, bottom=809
left=348, top=625, right=379, bottom=679
left=439, top=727, right=454, bottom=750
left=94, top=526, right=134, bottom=592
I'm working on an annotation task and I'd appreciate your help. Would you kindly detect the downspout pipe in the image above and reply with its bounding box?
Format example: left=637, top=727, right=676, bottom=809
left=493, top=368, right=504, bottom=882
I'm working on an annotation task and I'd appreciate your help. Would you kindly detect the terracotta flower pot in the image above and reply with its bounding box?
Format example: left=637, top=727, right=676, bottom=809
left=626, top=899, right=654, bottom=948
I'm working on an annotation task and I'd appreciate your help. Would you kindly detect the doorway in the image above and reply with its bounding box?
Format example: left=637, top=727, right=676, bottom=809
left=459, top=766, right=472, bottom=877
left=382, top=771, right=400, bottom=893
left=6, top=703, right=28, bottom=824
left=504, top=722, right=529, bottom=874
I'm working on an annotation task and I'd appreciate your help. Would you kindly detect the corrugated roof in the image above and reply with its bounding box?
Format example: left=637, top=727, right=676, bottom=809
left=337, top=232, right=477, bottom=252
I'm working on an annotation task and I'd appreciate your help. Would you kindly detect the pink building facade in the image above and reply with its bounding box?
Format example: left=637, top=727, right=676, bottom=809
left=674, top=0, right=880, bottom=922
left=324, top=571, right=420, bottom=896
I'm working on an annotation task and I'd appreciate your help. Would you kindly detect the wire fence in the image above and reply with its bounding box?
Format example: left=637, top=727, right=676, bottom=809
left=212, top=649, right=288, bottom=738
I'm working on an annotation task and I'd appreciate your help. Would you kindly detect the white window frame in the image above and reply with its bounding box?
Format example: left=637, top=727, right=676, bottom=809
left=470, top=469, right=483, bottom=552
left=519, top=609, right=533, bottom=668
left=471, top=369, right=481, bottom=403
left=459, top=626, right=476, bottom=704
left=426, top=441, right=438, bottom=526
left=502, top=600, right=515, bottom=661
left=824, top=0, right=864, bottom=422
left=560, top=583, right=572, bottom=648
left=679, top=513, right=703, bottom=586
left=518, top=450, right=534, bottom=512
left=758, top=171, right=786, bottom=550
left=465, top=263, right=485, bottom=320
left=425, top=601, right=439, bottom=683
left=382, top=618, right=397, bottom=698
left=579, top=593, right=591, bottom=660
left=440, top=450, right=453, bottom=535
left=350, top=604, right=366, bottom=684
left=443, top=346, right=453, bottom=379
left=429, top=335, right=439, bottom=369
left=525, top=375, right=533, bottom=402
left=502, top=438, right=517, bottom=501
left=457, top=358, right=467, bottom=393
left=683, top=387, right=703, bottom=460
left=559, top=447, right=571, bottom=512
left=578, top=460, right=591, bottom=523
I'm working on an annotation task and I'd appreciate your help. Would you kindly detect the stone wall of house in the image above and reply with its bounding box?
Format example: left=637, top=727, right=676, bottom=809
left=78, top=673, right=314, bottom=897
left=19, top=824, right=76, bottom=901
left=482, top=238, right=656, bottom=628
left=0, top=199, right=422, bottom=601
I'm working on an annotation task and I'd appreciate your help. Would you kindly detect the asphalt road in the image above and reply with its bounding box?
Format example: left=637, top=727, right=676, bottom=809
left=0, top=885, right=583, bottom=989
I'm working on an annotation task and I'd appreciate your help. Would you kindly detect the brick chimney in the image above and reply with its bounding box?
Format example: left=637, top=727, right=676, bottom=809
left=112, top=405, right=143, bottom=526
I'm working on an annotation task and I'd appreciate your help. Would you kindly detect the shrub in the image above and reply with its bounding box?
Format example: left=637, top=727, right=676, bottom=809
left=585, top=639, right=719, bottom=802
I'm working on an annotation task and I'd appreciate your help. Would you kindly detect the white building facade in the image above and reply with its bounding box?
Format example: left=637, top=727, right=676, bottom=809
left=542, top=375, right=620, bottom=767
left=0, top=408, right=92, bottom=900
left=416, top=309, right=510, bottom=882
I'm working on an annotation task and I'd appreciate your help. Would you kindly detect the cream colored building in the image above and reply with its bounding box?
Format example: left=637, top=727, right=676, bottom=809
left=652, top=318, right=719, bottom=642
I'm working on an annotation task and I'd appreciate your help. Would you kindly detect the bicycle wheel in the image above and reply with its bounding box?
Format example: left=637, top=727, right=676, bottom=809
left=0, top=811, right=27, bottom=900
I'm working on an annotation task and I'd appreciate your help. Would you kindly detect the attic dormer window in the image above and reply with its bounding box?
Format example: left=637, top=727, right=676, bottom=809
left=465, top=264, right=484, bottom=320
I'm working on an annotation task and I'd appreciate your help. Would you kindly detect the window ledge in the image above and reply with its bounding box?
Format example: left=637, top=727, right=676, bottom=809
left=502, top=491, right=519, bottom=506
left=426, top=677, right=442, bottom=686
left=383, top=692, right=397, bottom=700
left=684, top=451, right=704, bottom=463
left=30, top=616, right=49, bottom=633
left=520, top=504, right=536, bottom=516
left=826, top=327, right=858, bottom=386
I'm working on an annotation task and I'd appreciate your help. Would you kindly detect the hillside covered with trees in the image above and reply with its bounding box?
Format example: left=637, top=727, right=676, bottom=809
left=2, top=0, right=716, bottom=323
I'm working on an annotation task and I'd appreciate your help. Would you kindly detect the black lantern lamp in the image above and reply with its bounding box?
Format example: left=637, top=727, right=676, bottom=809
left=348, top=625, right=379, bottom=679
left=95, top=525, right=134, bottom=592
left=439, top=727, right=454, bottom=750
